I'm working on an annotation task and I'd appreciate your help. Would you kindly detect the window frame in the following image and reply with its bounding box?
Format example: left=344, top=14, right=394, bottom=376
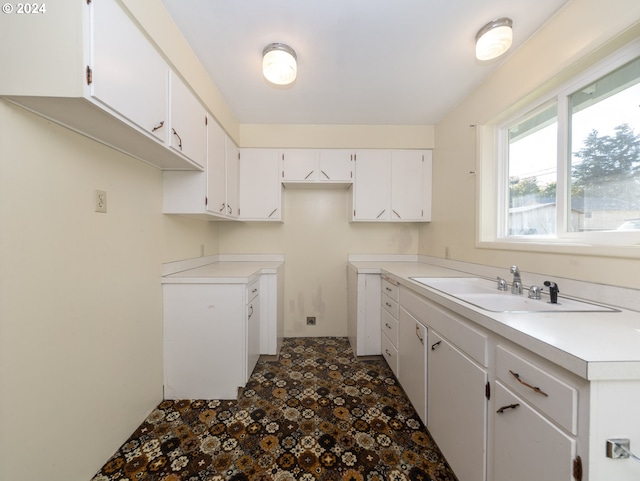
left=478, top=39, right=640, bottom=256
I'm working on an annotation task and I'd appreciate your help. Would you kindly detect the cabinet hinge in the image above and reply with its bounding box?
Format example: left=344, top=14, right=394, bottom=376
left=85, top=65, right=93, bottom=85
left=485, top=381, right=491, bottom=400
left=86, top=0, right=91, bottom=4
left=205, top=116, right=208, bottom=125
left=205, top=196, right=208, bottom=206
left=353, top=209, right=356, bottom=217
left=573, top=456, right=582, bottom=481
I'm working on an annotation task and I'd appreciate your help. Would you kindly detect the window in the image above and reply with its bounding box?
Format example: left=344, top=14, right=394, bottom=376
left=490, top=42, right=640, bottom=248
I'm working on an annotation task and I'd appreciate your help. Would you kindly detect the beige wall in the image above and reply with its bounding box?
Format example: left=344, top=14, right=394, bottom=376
left=0, top=101, right=217, bottom=480
left=219, top=188, right=420, bottom=337
left=421, top=0, right=640, bottom=289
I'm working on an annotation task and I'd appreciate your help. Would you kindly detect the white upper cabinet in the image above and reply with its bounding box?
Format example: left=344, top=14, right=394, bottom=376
left=168, top=71, right=207, bottom=169
left=91, top=0, right=168, bottom=142
left=206, top=118, right=228, bottom=216
left=351, top=150, right=432, bottom=222
left=281, top=149, right=353, bottom=186
left=225, top=139, right=240, bottom=218
left=239, top=149, right=282, bottom=221
left=0, top=0, right=200, bottom=170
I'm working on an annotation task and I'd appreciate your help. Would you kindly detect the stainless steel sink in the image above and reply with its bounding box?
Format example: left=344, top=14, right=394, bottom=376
left=410, top=277, right=618, bottom=313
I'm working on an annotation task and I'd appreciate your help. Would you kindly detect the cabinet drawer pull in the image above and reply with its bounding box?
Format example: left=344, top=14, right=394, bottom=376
left=376, top=209, right=386, bottom=219
left=431, top=341, right=441, bottom=351
left=385, top=349, right=391, bottom=358
left=496, top=403, right=520, bottom=414
left=152, top=120, right=164, bottom=132
left=248, top=305, right=254, bottom=319
left=385, top=302, right=392, bottom=308
left=509, top=370, right=549, bottom=397
left=385, top=286, right=392, bottom=292
left=385, top=323, right=392, bottom=329
left=415, top=325, right=424, bottom=344
left=172, top=128, right=183, bottom=150
left=251, top=288, right=258, bottom=294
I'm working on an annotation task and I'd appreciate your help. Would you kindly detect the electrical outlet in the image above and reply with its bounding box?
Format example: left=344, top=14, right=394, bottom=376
left=606, top=439, right=630, bottom=459
left=306, top=316, right=316, bottom=326
left=94, top=189, right=107, bottom=213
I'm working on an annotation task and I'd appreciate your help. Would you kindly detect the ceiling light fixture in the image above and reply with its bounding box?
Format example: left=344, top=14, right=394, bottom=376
left=475, top=17, right=513, bottom=61
left=262, top=43, right=297, bottom=86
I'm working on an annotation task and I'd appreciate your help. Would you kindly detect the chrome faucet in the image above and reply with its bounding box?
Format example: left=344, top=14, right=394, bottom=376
left=510, top=265, right=523, bottom=295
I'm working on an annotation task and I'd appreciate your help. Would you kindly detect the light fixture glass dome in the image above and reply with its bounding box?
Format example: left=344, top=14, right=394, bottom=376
left=475, top=17, right=513, bottom=61
left=262, top=43, right=297, bottom=85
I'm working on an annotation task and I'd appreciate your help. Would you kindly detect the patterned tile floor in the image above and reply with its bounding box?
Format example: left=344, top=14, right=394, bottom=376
left=92, top=337, right=458, bottom=481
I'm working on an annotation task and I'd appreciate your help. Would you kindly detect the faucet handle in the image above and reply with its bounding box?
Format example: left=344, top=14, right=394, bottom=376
left=528, top=285, right=542, bottom=299
left=497, top=277, right=508, bottom=291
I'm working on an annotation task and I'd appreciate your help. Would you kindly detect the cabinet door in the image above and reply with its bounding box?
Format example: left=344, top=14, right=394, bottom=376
left=398, top=308, right=427, bottom=424
left=239, top=149, right=282, bottom=220
left=391, top=150, right=427, bottom=221
left=428, top=331, right=488, bottom=481
left=169, top=71, right=206, bottom=168
left=226, top=138, right=240, bottom=218
left=493, top=382, right=576, bottom=481
left=282, top=149, right=317, bottom=182
left=206, top=118, right=227, bottom=215
left=318, top=150, right=353, bottom=182
left=352, top=150, right=391, bottom=220
left=247, top=296, right=261, bottom=381
left=91, top=0, right=168, bottom=141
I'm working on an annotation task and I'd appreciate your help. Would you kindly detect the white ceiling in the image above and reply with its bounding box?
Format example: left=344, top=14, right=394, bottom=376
left=161, top=0, right=569, bottom=125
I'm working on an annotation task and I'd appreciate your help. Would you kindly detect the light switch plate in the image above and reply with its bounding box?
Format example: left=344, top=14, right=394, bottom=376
left=94, top=189, right=107, bottom=213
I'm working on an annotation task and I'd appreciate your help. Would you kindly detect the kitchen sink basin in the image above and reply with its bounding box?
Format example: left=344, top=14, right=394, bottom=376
left=410, top=277, right=618, bottom=313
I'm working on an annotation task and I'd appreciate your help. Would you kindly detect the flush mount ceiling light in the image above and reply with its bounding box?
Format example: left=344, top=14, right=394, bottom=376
left=262, top=43, right=297, bottom=86
left=475, top=17, right=513, bottom=61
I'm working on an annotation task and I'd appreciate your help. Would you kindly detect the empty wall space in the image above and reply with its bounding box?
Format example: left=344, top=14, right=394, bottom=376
left=218, top=188, right=420, bottom=337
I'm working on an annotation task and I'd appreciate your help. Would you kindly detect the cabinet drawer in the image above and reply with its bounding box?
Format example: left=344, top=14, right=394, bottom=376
left=421, top=298, right=488, bottom=367
left=381, top=309, right=398, bottom=347
left=382, top=294, right=399, bottom=319
left=381, top=332, right=399, bottom=377
left=247, top=279, right=260, bottom=303
left=381, top=275, right=399, bottom=301
left=496, top=345, right=577, bottom=435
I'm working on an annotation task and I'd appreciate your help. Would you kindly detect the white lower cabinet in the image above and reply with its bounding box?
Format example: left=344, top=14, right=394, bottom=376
left=398, top=307, right=427, bottom=424
left=346, top=266, right=381, bottom=356
left=163, top=281, right=261, bottom=400
left=428, top=330, right=488, bottom=481
left=493, top=381, right=576, bottom=481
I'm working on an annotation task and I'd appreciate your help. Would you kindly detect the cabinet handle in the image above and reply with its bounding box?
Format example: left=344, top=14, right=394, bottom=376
left=385, top=323, right=392, bottom=329
left=248, top=305, right=254, bottom=319
left=304, top=170, right=314, bottom=179
left=227, top=205, right=232, bottom=215
left=385, top=349, right=391, bottom=357
left=431, top=340, right=441, bottom=351
left=172, top=128, right=183, bottom=150
left=320, top=170, right=330, bottom=179
left=376, top=209, right=386, bottom=219
left=385, top=287, right=392, bottom=292
left=415, top=324, right=424, bottom=344
left=252, top=288, right=258, bottom=294
left=392, top=209, right=401, bottom=219
left=509, top=370, right=549, bottom=397
left=268, top=208, right=278, bottom=218
left=385, top=302, right=392, bottom=308
left=152, top=120, right=164, bottom=132
left=496, top=403, right=520, bottom=414
left=219, top=203, right=226, bottom=213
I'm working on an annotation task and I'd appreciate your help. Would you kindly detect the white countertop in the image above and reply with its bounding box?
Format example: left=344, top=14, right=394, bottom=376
left=349, top=260, right=640, bottom=381
left=162, top=255, right=283, bottom=284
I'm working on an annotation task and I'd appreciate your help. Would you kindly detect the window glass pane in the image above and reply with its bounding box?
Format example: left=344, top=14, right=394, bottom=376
left=569, top=56, right=640, bottom=232
left=507, top=103, right=558, bottom=236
